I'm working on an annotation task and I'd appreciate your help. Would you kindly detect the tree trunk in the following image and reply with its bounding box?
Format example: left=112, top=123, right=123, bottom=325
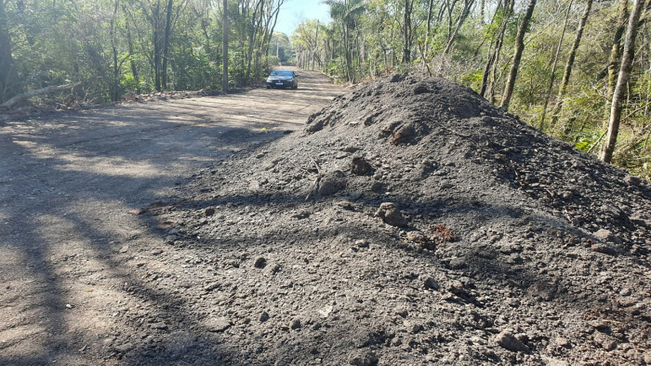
left=1, top=83, right=81, bottom=109
left=500, top=0, right=537, bottom=111
left=161, top=0, right=174, bottom=90
left=245, top=0, right=263, bottom=84
left=605, top=0, right=629, bottom=124
left=0, top=0, right=22, bottom=102
left=343, top=0, right=353, bottom=82
left=480, top=0, right=485, bottom=24
left=110, top=0, right=120, bottom=102
left=480, top=0, right=512, bottom=98
left=539, top=0, right=573, bottom=131
left=549, top=0, right=593, bottom=129
left=260, top=1, right=283, bottom=60
left=222, top=0, right=229, bottom=92
left=601, top=0, right=646, bottom=163
left=313, top=21, right=319, bottom=70
left=442, top=0, right=475, bottom=55
left=403, top=0, right=413, bottom=63
left=126, top=25, right=141, bottom=94
left=153, top=0, right=162, bottom=91
left=424, top=0, right=435, bottom=58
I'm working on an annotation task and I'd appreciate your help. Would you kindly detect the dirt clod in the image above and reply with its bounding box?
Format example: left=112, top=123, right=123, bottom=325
left=375, top=202, right=408, bottom=227
left=348, top=350, right=378, bottom=366
left=351, top=156, right=373, bottom=176
left=494, top=330, right=530, bottom=353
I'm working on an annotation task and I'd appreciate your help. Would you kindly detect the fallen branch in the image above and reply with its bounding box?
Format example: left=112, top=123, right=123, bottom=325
left=614, top=123, right=651, bottom=156
left=587, top=132, right=606, bottom=153
left=1, top=82, right=81, bottom=109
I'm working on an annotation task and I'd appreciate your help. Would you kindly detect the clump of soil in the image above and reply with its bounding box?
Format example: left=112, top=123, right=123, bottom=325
left=147, top=74, right=651, bottom=365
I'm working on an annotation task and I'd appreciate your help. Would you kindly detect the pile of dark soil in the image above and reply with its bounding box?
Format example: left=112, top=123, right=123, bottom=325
left=146, top=74, right=651, bottom=365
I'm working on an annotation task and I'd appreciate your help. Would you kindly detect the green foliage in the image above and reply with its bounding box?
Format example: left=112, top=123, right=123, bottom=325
left=4, top=0, right=283, bottom=102
left=574, top=131, right=602, bottom=152
left=269, top=32, right=294, bottom=65
left=305, top=0, right=651, bottom=179
left=461, top=69, right=484, bottom=92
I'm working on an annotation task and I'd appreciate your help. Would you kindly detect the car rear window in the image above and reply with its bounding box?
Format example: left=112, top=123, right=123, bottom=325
left=270, top=70, right=293, bottom=76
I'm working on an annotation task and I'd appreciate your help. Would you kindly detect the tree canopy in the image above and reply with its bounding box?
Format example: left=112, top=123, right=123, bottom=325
left=1, top=0, right=285, bottom=103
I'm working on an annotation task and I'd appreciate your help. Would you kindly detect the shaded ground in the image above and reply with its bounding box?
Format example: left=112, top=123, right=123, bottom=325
left=0, top=69, right=342, bottom=365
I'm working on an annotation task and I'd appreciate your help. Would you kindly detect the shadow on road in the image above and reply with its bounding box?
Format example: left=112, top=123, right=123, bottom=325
left=0, top=70, right=343, bottom=365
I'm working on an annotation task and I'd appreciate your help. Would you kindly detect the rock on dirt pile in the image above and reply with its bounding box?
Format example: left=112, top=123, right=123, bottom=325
left=147, top=74, right=651, bottom=365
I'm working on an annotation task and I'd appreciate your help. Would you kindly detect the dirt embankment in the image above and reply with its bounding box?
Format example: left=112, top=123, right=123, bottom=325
left=147, top=74, right=651, bottom=365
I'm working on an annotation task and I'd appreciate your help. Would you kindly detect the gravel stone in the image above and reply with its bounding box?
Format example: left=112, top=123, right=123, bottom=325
left=375, top=202, right=408, bottom=227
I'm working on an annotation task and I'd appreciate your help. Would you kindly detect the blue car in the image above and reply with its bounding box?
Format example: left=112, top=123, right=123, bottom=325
left=266, top=70, right=298, bottom=89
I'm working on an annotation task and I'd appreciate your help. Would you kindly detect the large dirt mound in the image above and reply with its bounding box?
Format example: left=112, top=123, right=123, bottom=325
left=147, top=75, right=651, bottom=365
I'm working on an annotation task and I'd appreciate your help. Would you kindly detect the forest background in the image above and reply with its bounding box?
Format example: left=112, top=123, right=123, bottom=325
left=0, top=0, right=650, bottom=179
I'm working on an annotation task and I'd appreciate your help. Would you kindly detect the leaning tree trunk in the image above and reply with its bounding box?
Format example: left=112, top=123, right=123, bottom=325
left=442, top=0, right=475, bottom=56
left=1, top=83, right=81, bottom=109
left=604, top=0, right=629, bottom=125
left=601, top=0, right=646, bottom=163
left=549, top=0, right=593, bottom=130
left=0, top=0, right=22, bottom=102
left=539, top=0, right=573, bottom=132
left=480, top=0, right=512, bottom=98
left=500, top=0, right=537, bottom=111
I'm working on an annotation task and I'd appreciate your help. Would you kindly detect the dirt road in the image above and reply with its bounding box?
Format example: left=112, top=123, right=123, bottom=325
left=0, top=70, right=343, bottom=365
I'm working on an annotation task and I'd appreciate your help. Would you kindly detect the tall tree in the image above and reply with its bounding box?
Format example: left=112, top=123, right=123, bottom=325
left=161, top=0, right=174, bottom=90
left=548, top=0, right=593, bottom=129
left=222, top=0, right=228, bottom=92
left=604, top=0, right=629, bottom=124
left=539, top=0, right=573, bottom=131
left=500, top=0, right=537, bottom=111
left=601, top=0, right=647, bottom=163
left=480, top=0, right=513, bottom=99
left=442, top=0, right=475, bottom=56
left=403, top=0, right=414, bottom=63
left=0, top=0, right=21, bottom=102
left=325, top=0, right=365, bottom=82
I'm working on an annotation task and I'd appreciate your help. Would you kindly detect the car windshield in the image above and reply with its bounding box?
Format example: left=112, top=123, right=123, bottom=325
left=270, top=70, right=293, bottom=77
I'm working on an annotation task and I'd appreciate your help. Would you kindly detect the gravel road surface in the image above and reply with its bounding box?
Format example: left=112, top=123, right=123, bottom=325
left=0, top=69, right=342, bottom=365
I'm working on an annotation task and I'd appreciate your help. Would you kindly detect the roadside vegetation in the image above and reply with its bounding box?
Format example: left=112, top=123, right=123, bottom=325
left=0, top=0, right=286, bottom=103
left=291, top=0, right=651, bottom=180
